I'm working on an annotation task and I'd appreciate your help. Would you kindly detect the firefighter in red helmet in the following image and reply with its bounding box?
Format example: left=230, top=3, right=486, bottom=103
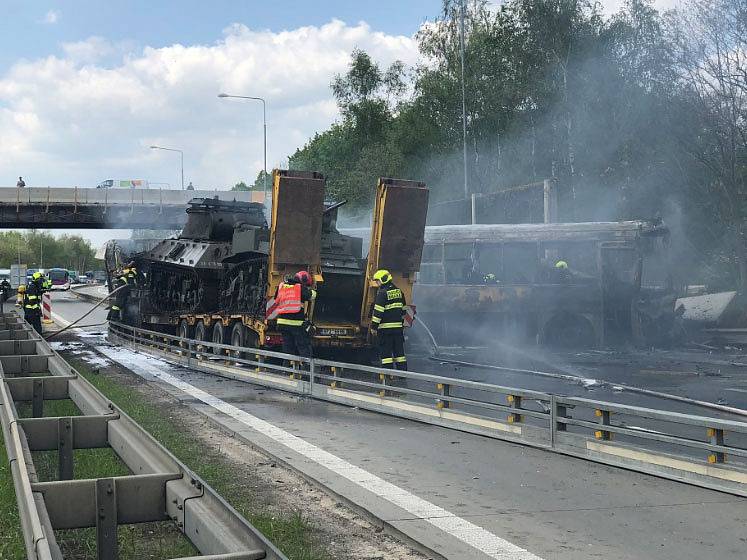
left=274, top=270, right=316, bottom=358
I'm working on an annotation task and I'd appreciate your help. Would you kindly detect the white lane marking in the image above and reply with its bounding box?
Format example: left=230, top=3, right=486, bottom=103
left=97, top=345, right=543, bottom=560
left=51, top=311, right=71, bottom=328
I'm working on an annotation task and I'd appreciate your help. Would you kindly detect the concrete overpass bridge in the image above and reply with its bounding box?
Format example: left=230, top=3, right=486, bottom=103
left=0, top=186, right=260, bottom=228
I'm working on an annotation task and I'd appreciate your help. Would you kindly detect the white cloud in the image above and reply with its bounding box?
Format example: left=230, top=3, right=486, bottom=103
left=0, top=20, right=419, bottom=193
left=41, top=10, right=61, bottom=24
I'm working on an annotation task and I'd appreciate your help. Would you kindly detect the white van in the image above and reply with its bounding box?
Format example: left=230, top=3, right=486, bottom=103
left=96, top=179, right=149, bottom=189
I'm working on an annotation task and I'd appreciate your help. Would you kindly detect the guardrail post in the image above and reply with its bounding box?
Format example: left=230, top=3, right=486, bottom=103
left=549, top=395, right=557, bottom=447
left=707, top=428, right=726, bottom=463
left=330, top=366, right=340, bottom=389
left=309, top=359, right=315, bottom=396
left=555, top=401, right=568, bottom=432
left=594, top=408, right=612, bottom=441
left=32, top=378, right=44, bottom=417
left=96, top=478, right=118, bottom=559
left=58, top=417, right=74, bottom=480
left=507, top=394, right=523, bottom=424
left=378, top=372, right=388, bottom=397
left=436, top=383, right=450, bottom=409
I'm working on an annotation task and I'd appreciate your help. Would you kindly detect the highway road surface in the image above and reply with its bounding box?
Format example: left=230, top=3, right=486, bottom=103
left=46, top=289, right=747, bottom=560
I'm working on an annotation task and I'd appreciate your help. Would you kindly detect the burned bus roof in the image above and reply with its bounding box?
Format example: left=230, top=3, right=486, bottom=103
left=422, top=221, right=668, bottom=244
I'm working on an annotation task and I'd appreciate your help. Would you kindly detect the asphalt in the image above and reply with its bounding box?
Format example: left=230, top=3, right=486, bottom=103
left=49, top=295, right=747, bottom=560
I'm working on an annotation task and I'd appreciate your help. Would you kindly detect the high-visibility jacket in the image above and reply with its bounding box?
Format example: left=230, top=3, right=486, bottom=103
left=275, top=282, right=315, bottom=327
left=371, top=281, right=405, bottom=330
left=24, top=281, right=42, bottom=311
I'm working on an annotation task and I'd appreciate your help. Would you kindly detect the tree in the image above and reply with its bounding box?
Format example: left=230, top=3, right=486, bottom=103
left=232, top=181, right=249, bottom=191
left=290, top=49, right=407, bottom=209
left=672, top=0, right=747, bottom=287
left=0, top=231, right=100, bottom=271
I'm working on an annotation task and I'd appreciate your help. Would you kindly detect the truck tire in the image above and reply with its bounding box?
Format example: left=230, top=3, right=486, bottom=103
left=212, top=322, right=225, bottom=354
left=178, top=319, right=191, bottom=348
left=194, top=320, right=207, bottom=354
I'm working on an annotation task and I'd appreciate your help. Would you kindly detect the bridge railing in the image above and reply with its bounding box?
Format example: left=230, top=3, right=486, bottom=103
left=0, top=186, right=255, bottom=206
left=108, top=321, right=747, bottom=498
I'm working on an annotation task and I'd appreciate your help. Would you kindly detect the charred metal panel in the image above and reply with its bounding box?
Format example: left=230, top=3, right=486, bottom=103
left=270, top=170, right=325, bottom=266
left=375, top=179, right=429, bottom=273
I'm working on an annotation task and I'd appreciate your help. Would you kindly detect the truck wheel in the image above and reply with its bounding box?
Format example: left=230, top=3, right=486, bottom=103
left=194, top=320, right=207, bottom=355
left=212, top=322, right=225, bottom=354
left=178, top=319, right=191, bottom=348
left=230, top=322, right=245, bottom=359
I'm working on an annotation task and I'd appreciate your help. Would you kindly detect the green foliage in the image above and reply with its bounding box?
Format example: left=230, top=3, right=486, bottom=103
left=0, top=230, right=99, bottom=271
left=289, top=0, right=747, bottom=288
left=232, top=181, right=250, bottom=191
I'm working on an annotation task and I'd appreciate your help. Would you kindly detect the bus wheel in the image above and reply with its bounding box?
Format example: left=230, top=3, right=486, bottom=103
left=212, top=322, right=225, bottom=355
left=543, top=313, right=596, bottom=349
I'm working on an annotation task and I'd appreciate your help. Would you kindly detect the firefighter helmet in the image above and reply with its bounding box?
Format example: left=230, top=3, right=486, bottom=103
left=294, top=270, right=312, bottom=286
left=555, top=260, right=569, bottom=269
left=32, top=271, right=42, bottom=280
left=17, top=285, right=25, bottom=293
left=373, top=269, right=392, bottom=284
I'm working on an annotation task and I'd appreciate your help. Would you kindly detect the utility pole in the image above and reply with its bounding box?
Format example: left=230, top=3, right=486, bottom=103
left=218, top=93, right=268, bottom=198
left=459, top=0, right=473, bottom=224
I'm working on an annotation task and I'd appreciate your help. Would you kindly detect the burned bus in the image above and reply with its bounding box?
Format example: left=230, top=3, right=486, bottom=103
left=413, top=221, right=670, bottom=348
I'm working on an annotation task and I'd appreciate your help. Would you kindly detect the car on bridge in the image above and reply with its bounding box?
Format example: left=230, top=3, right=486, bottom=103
left=96, top=179, right=149, bottom=189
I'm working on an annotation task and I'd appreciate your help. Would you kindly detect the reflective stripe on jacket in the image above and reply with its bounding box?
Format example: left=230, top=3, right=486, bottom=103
left=275, top=283, right=303, bottom=316
left=371, top=281, right=405, bottom=330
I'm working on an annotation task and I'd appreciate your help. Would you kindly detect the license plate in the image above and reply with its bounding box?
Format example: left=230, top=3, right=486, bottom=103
left=318, top=328, right=349, bottom=336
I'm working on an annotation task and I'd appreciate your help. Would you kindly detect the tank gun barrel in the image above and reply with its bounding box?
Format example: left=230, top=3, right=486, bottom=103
left=324, top=200, right=347, bottom=214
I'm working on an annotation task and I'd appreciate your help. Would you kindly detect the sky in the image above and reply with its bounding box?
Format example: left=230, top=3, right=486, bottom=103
left=0, top=0, right=681, bottom=249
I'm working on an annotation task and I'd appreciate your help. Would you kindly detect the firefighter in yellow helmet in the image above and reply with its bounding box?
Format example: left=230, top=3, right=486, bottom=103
left=553, top=259, right=570, bottom=283
left=23, top=277, right=43, bottom=334
left=370, top=269, right=407, bottom=370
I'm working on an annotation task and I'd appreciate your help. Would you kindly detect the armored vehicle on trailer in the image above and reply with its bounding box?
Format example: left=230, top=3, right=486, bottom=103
left=105, top=170, right=429, bottom=354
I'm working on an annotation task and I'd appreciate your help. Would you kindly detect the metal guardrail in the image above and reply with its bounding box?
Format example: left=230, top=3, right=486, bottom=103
left=108, top=321, right=747, bottom=498
left=0, top=313, right=288, bottom=560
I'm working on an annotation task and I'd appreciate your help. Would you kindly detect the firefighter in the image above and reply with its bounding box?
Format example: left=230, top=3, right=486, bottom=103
left=23, top=277, right=43, bottom=334
left=275, top=271, right=316, bottom=359
left=0, top=278, right=10, bottom=311
left=553, top=260, right=571, bottom=283
left=15, top=284, right=24, bottom=307
left=370, top=269, right=407, bottom=370
left=125, top=262, right=138, bottom=286
left=108, top=273, right=127, bottom=322
left=30, top=272, right=47, bottom=296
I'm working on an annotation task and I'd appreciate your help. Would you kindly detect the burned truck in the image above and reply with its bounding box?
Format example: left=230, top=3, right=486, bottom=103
left=105, top=170, right=429, bottom=354
left=412, top=220, right=671, bottom=348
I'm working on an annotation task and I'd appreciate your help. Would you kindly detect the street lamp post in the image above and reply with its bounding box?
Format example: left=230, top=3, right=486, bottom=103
left=218, top=93, right=267, bottom=197
left=149, top=145, right=184, bottom=190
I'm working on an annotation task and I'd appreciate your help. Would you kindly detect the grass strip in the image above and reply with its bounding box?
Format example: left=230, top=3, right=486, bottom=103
left=1, top=355, right=330, bottom=559
left=69, top=355, right=330, bottom=560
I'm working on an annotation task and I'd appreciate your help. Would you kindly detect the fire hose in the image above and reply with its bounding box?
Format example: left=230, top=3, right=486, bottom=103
left=44, top=284, right=128, bottom=340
